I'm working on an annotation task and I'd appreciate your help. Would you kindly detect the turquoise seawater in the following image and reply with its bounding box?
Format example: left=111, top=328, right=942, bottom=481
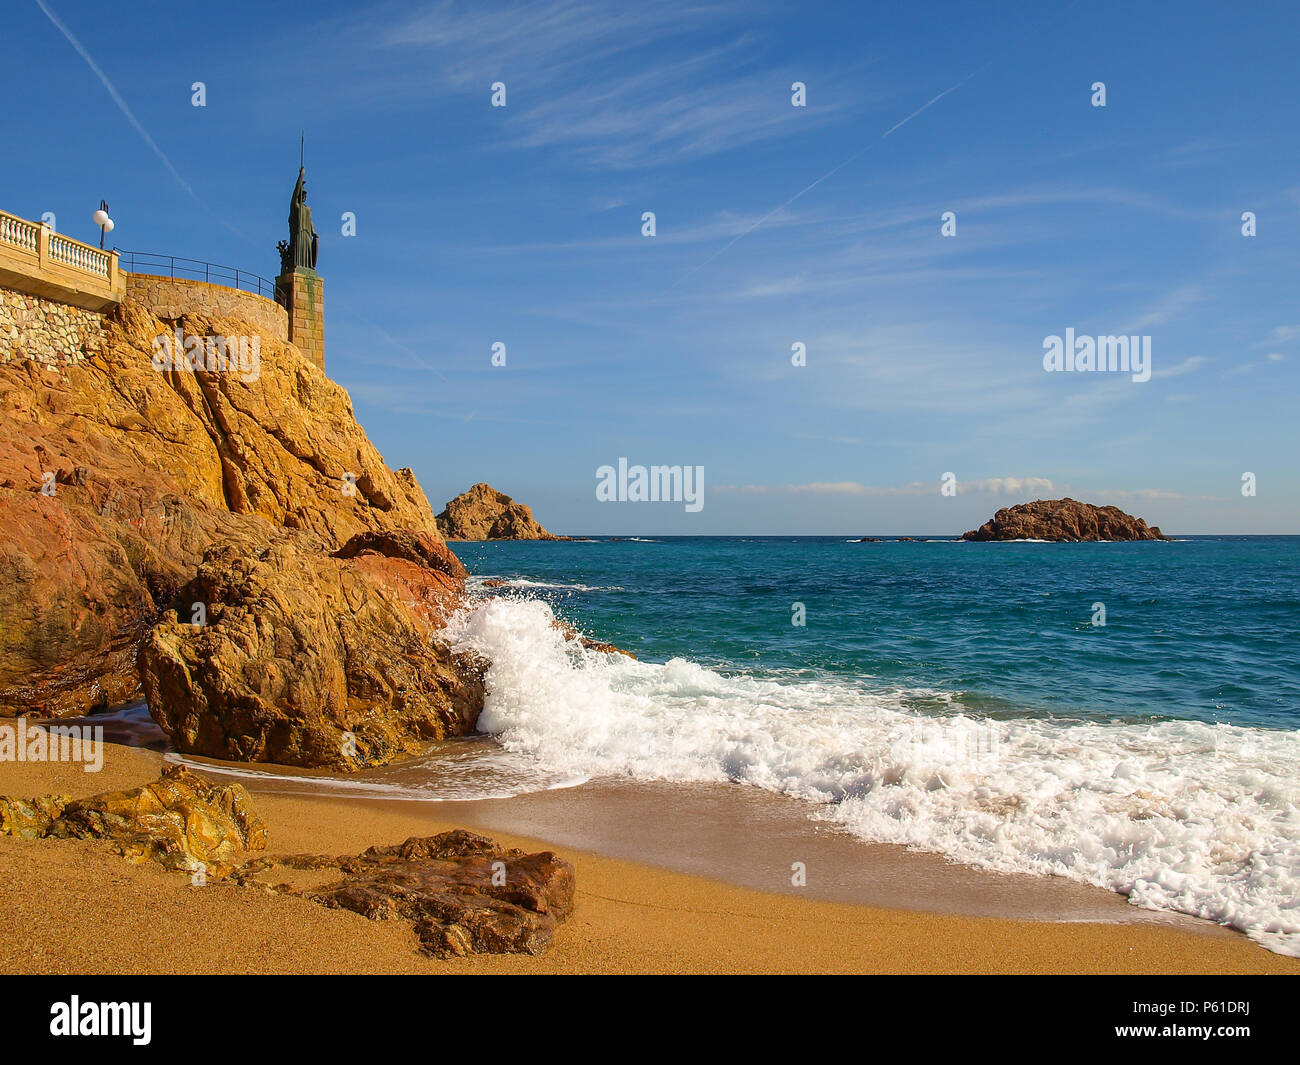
left=451, top=536, right=1300, bottom=731
left=220, top=534, right=1297, bottom=953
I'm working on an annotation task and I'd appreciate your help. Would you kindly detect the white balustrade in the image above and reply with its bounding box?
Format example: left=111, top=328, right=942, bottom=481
left=49, top=233, right=110, bottom=277
left=0, top=212, right=39, bottom=252
left=0, top=211, right=109, bottom=277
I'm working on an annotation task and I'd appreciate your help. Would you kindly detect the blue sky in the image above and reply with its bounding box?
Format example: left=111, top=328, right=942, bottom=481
left=3, top=0, right=1298, bottom=534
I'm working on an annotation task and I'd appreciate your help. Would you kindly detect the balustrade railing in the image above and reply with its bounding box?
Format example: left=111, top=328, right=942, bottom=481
left=0, top=208, right=122, bottom=308
left=0, top=213, right=39, bottom=252
left=49, top=233, right=110, bottom=277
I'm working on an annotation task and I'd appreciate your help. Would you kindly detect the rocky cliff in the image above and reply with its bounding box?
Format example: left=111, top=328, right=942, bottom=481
left=0, top=294, right=482, bottom=767
left=436, top=482, right=560, bottom=540
left=139, top=530, right=482, bottom=769
left=962, top=498, right=1169, bottom=542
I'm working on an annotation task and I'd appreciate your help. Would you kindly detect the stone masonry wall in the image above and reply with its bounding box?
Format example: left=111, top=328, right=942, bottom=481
left=0, top=286, right=106, bottom=367
left=277, top=270, right=324, bottom=372
left=125, top=274, right=288, bottom=341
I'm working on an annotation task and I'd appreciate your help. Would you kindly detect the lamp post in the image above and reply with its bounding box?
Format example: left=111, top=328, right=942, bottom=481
left=92, top=200, right=114, bottom=250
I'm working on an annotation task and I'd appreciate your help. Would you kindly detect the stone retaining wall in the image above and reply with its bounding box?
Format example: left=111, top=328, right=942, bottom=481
left=0, top=286, right=106, bottom=367
left=125, top=274, right=288, bottom=341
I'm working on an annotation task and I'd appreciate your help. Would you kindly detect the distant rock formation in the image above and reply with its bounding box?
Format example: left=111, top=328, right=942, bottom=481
left=436, top=482, right=560, bottom=540
left=962, top=498, right=1169, bottom=542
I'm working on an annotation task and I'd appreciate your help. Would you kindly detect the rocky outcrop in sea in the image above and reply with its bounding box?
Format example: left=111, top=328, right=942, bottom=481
left=962, top=498, right=1169, bottom=541
left=436, top=482, right=561, bottom=540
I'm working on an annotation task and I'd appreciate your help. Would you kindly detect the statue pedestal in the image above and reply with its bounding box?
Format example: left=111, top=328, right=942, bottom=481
left=275, top=268, right=324, bottom=372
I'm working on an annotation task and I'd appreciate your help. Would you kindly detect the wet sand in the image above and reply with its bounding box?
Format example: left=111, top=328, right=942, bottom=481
left=1, top=743, right=1296, bottom=974
left=241, top=772, right=1223, bottom=926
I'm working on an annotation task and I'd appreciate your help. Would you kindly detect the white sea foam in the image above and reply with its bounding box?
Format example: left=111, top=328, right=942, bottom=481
left=445, top=595, right=1300, bottom=956
left=164, top=749, right=587, bottom=801
left=469, top=576, right=624, bottom=593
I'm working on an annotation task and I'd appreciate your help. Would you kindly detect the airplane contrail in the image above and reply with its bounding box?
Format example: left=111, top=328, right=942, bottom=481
left=34, top=0, right=196, bottom=198
left=35, top=0, right=261, bottom=244
left=659, top=61, right=993, bottom=297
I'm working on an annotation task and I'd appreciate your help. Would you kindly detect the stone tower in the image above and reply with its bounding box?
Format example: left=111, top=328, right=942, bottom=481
left=275, top=158, right=324, bottom=372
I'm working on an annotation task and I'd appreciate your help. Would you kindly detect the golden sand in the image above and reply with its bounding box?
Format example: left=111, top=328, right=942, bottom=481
left=1, top=744, right=1295, bottom=975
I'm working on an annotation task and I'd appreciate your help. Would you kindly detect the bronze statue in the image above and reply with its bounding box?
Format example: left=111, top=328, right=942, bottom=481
left=285, top=164, right=318, bottom=272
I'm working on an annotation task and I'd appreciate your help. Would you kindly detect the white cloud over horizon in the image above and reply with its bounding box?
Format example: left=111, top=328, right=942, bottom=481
left=715, top=475, right=1057, bottom=496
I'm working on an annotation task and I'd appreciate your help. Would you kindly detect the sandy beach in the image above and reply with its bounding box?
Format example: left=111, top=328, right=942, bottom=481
left=2, top=742, right=1295, bottom=975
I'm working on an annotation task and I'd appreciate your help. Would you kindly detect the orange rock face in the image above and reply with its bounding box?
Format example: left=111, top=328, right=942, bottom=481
left=139, top=530, right=483, bottom=770
left=0, top=296, right=455, bottom=725
left=436, top=482, right=560, bottom=540
left=962, top=498, right=1169, bottom=542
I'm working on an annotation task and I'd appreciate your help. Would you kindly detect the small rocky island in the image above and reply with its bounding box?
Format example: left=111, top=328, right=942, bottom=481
left=436, top=482, right=563, bottom=540
left=962, top=498, right=1169, bottom=542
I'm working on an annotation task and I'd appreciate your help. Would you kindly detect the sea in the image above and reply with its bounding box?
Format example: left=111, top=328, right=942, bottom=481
left=172, top=535, right=1300, bottom=955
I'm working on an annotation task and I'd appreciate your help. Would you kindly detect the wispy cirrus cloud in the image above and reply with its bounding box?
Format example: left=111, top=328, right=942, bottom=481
left=466, top=204, right=822, bottom=256
left=1123, top=282, right=1208, bottom=331
left=1093, top=488, right=1192, bottom=502
left=1153, top=355, right=1208, bottom=379
left=375, top=0, right=846, bottom=167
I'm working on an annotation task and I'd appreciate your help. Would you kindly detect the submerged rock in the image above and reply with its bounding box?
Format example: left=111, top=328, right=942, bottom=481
left=962, top=498, right=1169, bottom=542
left=0, top=765, right=267, bottom=875
left=436, top=482, right=561, bottom=540
left=471, top=585, right=634, bottom=658
left=139, top=530, right=484, bottom=770
left=236, top=829, right=576, bottom=958
left=552, top=619, right=636, bottom=659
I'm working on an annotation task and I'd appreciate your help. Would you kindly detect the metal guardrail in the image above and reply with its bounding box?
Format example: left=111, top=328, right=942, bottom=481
left=116, top=250, right=277, bottom=299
